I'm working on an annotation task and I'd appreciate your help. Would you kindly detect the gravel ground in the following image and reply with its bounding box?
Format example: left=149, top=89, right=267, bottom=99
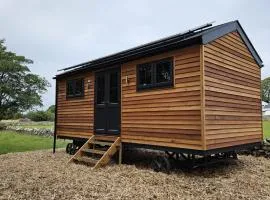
left=0, top=149, right=270, bottom=200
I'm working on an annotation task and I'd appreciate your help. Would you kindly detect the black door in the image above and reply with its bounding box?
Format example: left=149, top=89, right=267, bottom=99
left=94, top=67, right=120, bottom=135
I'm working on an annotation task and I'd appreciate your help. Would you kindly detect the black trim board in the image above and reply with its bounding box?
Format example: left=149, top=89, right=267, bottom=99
left=57, top=135, right=260, bottom=156
left=123, top=142, right=261, bottom=156
left=201, top=20, right=263, bottom=67
left=53, top=81, right=58, bottom=153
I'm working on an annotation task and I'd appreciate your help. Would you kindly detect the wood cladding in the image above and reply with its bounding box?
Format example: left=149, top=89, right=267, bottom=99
left=55, top=30, right=262, bottom=152
left=121, top=45, right=203, bottom=150
left=204, top=31, right=262, bottom=149
left=56, top=72, right=94, bottom=138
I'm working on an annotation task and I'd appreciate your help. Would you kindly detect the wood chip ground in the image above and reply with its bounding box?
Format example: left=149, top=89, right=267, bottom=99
left=0, top=149, right=270, bottom=200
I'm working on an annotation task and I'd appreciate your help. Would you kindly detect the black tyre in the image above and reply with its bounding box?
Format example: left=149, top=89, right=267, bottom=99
left=151, top=156, right=171, bottom=173
left=165, top=151, right=176, bottom=159
left=69, top=143, right=77, bottom=155
left=66, top=143, right=72, bottom=154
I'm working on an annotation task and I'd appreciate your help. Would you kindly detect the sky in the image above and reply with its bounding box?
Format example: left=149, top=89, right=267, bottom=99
left=0, top=0, right=269, bottom=109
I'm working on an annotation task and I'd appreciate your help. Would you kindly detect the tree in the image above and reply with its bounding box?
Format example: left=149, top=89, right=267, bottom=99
left=0, top=39, right=50, bottom=119
left=26, top=110, right=54, bottom=122
left=262, top=77, right=270, bottom=103
left=47, top=105, right=55, bottom=113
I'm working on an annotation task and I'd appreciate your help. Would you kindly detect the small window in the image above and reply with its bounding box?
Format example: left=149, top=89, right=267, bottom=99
left=66, top=78, right=84, bottom=98
left=137, top=58, right=173, bottom=90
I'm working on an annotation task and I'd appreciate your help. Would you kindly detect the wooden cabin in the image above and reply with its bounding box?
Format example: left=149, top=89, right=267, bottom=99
left=53, top=20, right=263, bottom=169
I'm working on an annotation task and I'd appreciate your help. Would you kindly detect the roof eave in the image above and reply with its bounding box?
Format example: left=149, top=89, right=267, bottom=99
left=55, top=36, right=202, bottom=79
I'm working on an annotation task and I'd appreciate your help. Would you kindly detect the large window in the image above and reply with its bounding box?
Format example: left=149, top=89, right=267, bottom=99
left=137, top=58, right=173, bottom=90
left=66, top=78, right=84, bottom=98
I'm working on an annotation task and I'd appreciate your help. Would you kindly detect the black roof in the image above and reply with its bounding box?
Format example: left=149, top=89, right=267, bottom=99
left=55, top=20, right=263, bottom=79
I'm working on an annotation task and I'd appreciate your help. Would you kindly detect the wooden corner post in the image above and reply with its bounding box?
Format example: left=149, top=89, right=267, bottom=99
left=200, top=45, right=206, bottom=150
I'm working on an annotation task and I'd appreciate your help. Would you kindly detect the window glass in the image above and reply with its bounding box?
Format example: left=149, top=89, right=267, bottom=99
left=67, top=81, right=74, bottom=96
left=137, top=58, right=173, bottom=90
left=66, top=78, right=84, bottom=97
left=75, top=79, right=84, bottom=96
left=156, top=60, right=172, bottom=84
left=138, top=64, right=152, bottom=86
left=97, top=75, right=105, bottom=104
left=110, top=71, right=118, bottom=103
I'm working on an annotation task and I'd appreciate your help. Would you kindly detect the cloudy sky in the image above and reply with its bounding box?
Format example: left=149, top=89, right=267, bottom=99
left=0, top=0, right=269, bottom=109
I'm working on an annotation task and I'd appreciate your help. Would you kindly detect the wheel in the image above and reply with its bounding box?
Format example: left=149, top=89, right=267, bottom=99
left=151, top=156, right=171, bottom=173
left=165, top=151, right=176, bottom=159
left=66, top=143, right=72, bottom=154
left=70, top=143, right=77, bottom=155
left=231, top=151, right=238, bottom=159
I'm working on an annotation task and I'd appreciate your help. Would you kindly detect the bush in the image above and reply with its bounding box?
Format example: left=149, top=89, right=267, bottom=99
left=26, top=111, right=54, bottom=122
left=13, top=113, right=23, bottom=119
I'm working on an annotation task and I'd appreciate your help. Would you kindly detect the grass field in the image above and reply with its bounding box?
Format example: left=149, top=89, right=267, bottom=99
left=0, top=120, right=269, bottom=155
left=0, top=131, right=67, bottom=154
left=263, top=121, right=270, bottom=139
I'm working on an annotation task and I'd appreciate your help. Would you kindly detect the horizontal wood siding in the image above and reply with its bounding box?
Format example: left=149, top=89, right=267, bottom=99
left=121, top=45, right=203, bottom=150
left=56, top=72, right=94, bottom=138
left=204, top=32, right=262, bottom=149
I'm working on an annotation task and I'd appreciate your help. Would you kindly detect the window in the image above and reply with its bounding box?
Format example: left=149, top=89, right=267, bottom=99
left=66, top=78, right=84, bottom=98
left=137, top=58, right=173, bottom=90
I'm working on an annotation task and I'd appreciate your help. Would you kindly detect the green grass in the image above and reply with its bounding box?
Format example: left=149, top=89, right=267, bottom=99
left=0, top=131, right=67, bottom=154
left=1, top=121, right=269, bottom=155
left=263, top=121, right=270, bottom=139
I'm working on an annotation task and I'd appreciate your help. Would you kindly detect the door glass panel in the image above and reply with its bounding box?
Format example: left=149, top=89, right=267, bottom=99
left=97, top=75, right=105, bottom=104
left=109, top=71, right=118, bottom=103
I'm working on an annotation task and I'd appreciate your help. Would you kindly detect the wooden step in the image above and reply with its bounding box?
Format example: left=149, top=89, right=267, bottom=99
left=94, top=137, right=121, bottom=169
left=82, top=148, right=106, bottom=155
left=92, top=140, right=113, bottom=146
left=68, top=135, right=122, bottom=169
left=75, top=156, right=98, bottom=164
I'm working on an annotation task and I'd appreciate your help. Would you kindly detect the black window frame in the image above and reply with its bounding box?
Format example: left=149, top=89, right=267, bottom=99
left=137, top=57, right=174, bottom=91
left=66, top=78, right=85, bottom=98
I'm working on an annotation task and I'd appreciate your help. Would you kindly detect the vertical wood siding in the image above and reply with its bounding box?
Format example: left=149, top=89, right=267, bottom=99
left=121, top=45, right=203, bottom=150
left=56, top=72, right=94, bottom=138
left=204, top=32, right=262, bottom=149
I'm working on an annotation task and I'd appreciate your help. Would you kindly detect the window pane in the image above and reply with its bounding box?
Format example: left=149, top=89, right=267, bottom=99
left=156, top=60, right=172, bottom=84
left=75, top=79, right=83, bottom=96
left=97, top=75, right=105, bottom=104
left=110, top=72, right=118, bottom=103
left=138, top=64, right=152, bottom=87
left=67, top=81, right=74, bottom=96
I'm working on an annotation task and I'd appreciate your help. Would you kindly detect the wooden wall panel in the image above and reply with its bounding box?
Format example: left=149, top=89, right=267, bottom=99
left=56, top=72, right=94, bottom=138
left=204, top=31, right=262, bottom=149
left=121, top=45, right=203, bottom=150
